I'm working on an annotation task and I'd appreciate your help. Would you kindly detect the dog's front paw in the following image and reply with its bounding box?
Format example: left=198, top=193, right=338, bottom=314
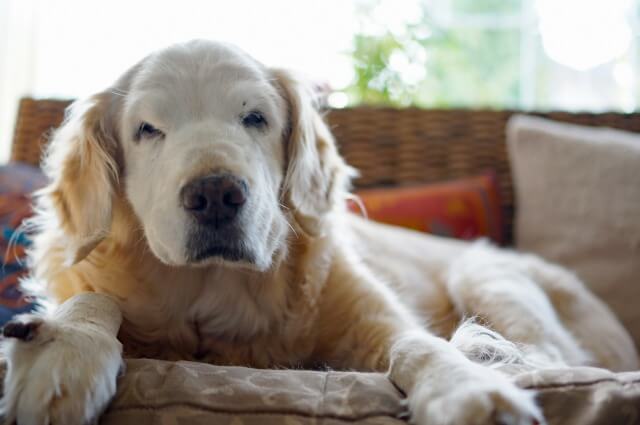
left=0, top=312, right=123, bottom=425
left=410, top=366, right=543, bottom=425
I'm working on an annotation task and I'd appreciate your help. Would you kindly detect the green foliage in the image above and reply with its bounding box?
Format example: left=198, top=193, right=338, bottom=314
left=346, top=1, right=523, bottom=108
left=349, top=33, right=404, bottom=105
left=452, top=0, right=521, bottom=14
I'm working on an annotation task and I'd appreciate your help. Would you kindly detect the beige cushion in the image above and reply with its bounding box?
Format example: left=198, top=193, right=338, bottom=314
left=515, top=366, right=640, bottom=425
left=0, top=358, right=638, bottom=424
left=0, top=359, right=407, bottom=425
left=3, top=359, right=638, bottom=425
left=507, top=115, right=640, bottom=348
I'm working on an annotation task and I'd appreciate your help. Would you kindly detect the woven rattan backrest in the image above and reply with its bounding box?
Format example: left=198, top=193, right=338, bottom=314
left=11, top=98, right=72, bottom=167
left=11, top=98, right=640, bottom=243
left=327, top=108, right=640, bottom=243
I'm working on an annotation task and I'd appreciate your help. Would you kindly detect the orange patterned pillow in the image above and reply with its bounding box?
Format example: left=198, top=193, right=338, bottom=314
left=349, top=173, right=503, bottom=243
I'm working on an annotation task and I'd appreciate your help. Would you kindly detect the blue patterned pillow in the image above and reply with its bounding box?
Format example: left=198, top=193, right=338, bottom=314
left=0, top=162, right=48, bottom=324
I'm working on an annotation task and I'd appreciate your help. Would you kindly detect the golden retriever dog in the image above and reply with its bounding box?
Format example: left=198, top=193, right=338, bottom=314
left=1, top=40, right=637, bottom=425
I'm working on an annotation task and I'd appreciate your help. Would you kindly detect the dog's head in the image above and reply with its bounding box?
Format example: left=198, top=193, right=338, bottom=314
left=41, top=40, right=351, bottom=271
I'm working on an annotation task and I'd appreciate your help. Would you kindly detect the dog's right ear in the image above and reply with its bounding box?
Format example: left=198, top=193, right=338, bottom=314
left=40, top=93, right=120, bottom=265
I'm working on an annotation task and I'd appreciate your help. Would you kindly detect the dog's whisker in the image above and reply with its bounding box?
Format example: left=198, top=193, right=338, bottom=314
left=284, top=220, right=299, bottom=239
left=109, top=88, right=129, bottom=97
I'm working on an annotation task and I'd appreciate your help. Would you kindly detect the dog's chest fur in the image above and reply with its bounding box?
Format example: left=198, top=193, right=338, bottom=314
left=117, top=272, right=320, bottom=367
left=47, top=233, right=331, bottom=368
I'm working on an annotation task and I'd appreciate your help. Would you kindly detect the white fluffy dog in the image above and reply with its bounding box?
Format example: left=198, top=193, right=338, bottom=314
left=1, top=40, right=637, bottom=425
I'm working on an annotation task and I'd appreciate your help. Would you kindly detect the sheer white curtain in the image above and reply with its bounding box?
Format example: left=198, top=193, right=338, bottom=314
left=0, top=0, right=357, bottom=162
left=0, top=0, right=39, bottom=163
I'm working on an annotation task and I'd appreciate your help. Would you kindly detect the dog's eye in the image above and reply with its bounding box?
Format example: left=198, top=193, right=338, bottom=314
left=135, top=122, right=164, bottom=141
left=242, top=111, right=267, bottom=129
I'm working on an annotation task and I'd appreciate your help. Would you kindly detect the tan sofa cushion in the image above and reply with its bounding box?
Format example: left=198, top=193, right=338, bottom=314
left=507, top=115, right=640, bottom=348
left=1, top=359, right=639, bottom=424
left=515, top=366, right=640, bottom=425
left=107, top=359, right=407, bottom=424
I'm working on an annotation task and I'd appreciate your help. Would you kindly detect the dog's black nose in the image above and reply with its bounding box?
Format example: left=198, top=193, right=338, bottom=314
left=180, top=174, right=247, bottom=226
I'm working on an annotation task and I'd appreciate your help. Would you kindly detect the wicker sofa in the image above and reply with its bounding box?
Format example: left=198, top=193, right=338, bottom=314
left=12, top=98, right=640, bottom=243
left=4, top=99, right=640, bottom=425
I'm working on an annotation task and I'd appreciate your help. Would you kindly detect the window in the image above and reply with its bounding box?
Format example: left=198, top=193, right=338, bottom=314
left=346, top=0, right=639, bottom=111
left=1, top=0, right=638, bottom=161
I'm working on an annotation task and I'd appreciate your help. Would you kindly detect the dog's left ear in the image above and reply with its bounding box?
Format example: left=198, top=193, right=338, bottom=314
left=271, top=69, right=354, bottom=235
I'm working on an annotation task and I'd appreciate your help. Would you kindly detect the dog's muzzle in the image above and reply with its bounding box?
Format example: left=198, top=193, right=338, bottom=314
left=181, top=174, right=254, bottom=264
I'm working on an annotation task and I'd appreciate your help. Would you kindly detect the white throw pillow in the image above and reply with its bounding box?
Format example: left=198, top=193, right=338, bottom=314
left=507, top=114, right=640, bottom=349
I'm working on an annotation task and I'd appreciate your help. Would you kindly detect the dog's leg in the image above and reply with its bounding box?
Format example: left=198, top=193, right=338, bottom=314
left=389, top=330, right=542, bottom=425
left=0, top=292, right=123, bottom=425
left=523, top=254, right=639, bottom=371
left=446, top=243, right=592, bottom=370
left=316, top=254, right=543, bottom=425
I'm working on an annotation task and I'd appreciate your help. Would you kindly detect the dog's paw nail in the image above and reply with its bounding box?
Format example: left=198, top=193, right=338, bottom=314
left=2, top=319, right=42, bottom=341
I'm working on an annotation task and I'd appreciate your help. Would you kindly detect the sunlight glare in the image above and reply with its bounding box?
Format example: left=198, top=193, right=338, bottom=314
left=536, top=0, right=633, bottom=71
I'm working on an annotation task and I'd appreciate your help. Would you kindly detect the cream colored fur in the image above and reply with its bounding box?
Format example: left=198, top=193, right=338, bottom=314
left=1, top=40, right=637, bottom=425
